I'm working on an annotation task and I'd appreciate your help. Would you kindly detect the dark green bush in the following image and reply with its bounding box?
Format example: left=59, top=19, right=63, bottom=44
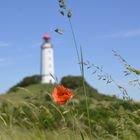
left=9, top=75, right=41, bottom=92
left=60, top=75, right=90, bottom=89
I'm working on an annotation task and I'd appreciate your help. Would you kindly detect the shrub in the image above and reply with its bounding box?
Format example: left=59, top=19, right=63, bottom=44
left=9, top=75, right=41, bottom=92
left=60, top=75, right=90, bottom=89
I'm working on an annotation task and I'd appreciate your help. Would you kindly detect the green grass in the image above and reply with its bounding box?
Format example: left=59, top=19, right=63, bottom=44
left=0, top=127, right=94, bottom=140
left=0, top=83, right=140, bottom=139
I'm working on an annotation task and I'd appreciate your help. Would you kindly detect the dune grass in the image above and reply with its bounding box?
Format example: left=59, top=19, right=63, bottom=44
left=0, top=127, right=94, bottom=140
left=0, top=83, right=140, bottom=139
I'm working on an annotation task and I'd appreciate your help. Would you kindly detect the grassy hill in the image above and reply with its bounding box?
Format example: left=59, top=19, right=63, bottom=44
left=0, top=76, right=140, bottom=140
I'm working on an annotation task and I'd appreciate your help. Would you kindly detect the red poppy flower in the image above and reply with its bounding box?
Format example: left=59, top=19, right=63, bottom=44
left=52, top=85, right=73, bottom=105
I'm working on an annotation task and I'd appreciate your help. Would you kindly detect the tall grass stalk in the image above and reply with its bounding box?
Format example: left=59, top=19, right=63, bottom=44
left=80, top=47, right=91, bottom=138
left=113, top=50, right=140, bottom=90
left=68, top=17, right=92, bottom=137
left=68, top=18, right=82, bottom=73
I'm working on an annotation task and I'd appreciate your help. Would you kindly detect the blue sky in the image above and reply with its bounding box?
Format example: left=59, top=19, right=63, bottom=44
left=0, top=0, right=140, bottom=100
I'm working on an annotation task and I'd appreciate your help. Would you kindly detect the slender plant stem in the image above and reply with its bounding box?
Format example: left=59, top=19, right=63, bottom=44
left=68, top=17, right=92, bottom=138
left=68, top=18, right=82, bottom=73
left=69, top=108, right=76, bottom=140
left=80, top=47, right=92, bottom=138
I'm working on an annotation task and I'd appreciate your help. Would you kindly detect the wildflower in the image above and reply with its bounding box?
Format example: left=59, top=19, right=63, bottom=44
left=52, top=85, right=73, bottom=105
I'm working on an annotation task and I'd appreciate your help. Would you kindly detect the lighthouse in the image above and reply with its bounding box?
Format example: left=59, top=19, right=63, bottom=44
left=40, top=33, right=55, bottom=84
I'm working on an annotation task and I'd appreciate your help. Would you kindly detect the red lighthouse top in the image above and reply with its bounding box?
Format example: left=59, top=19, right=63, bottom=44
left=43, top=33, right=51, bottom=40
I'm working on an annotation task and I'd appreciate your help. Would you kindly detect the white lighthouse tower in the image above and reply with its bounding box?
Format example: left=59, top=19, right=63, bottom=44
left=41, top=33, right=55, bottom=84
